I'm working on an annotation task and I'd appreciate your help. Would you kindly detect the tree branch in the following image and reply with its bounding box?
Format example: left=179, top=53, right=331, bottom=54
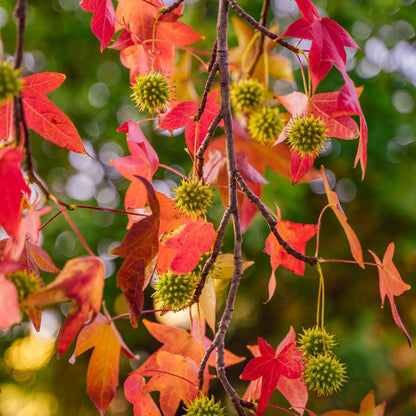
left=235, top=171, right=318, bottom=266
left=227, top=0, right=301, bottom=54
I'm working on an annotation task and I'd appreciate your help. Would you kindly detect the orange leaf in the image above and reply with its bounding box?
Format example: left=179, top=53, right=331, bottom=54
left=140, top=319, right=244, bottom=371
left=21, top=256, right=105, bottom=356
left=70, top=313, right=136, bottom=415
left=321, top=390, right=385, bottom=416
left=369, top=243, right=411, bottom=346
left=321, top=166, right=364, bottom=267
left=144, top=351, right=199, bottom=416
left=111, top=177, right=160, bottom=327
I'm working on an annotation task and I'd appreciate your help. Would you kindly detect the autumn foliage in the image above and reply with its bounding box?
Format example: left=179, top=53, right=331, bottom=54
left=0, top=0, right=412, bottom=415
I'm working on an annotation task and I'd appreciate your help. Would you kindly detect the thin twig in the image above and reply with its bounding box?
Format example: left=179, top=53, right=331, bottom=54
left=247, top=0, right=270, bottom=77
left=195, top=62, right=219, bottom=122
left=195, top=111, right=223, bottom=179
left=235, top=171, right=318, bottom=266
left=227, top=0, right=301, bottom=54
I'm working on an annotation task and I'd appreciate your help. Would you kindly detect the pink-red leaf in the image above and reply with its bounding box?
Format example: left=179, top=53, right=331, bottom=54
left=369, top=243, right=411, bottom=346
left=21, top=256, right=105, bottom=356
left=80, top=0, right=116, bottom=51
left=0, top=273, right=22, bottom=329
left=0, top=148, right=30, bottom=239
left=125, top=373, right=161, bottom=416
left=279, top=0, right=359, bottom=91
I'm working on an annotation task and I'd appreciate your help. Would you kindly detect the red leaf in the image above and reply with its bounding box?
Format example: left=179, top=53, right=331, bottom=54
left=159, top=221, right=215, bottom=274
left=70, top=313, right=136, bottom=415
left=243, top=328, right=308, bottom=415
left=369, top=243, right=411, bottom=347
left=264, top=212, right=317, bottom=302
left=290, top=151, right=317, bottom=185
left=110, top=177, right=160, bottom=327
left=21, top=73, right=86, bottom=154
left=279, top=0, right=359, bottom=91
left=321, top=166, right=363, bottom=267
left=241, top=329, right=304, bottom=416
left=0, top=148, right=30, bottom=239
left=336, top=75, right=368, bottom=178
left=21, top=256, right=105, bottom=356
left=80, top=0, right=116, bottom=52
left=158, top=90, right=220, bottom=155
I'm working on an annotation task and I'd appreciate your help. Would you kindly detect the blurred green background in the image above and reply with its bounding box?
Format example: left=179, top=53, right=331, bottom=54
left=0, top=0, right=415, bottom=415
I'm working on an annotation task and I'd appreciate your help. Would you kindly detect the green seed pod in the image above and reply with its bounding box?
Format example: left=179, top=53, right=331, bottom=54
left=130, top=71, right=172, bottom=113
left=173, top=178, right=213, bottom=217
left=184, top=396, right=225, bottom=416
left=286, top=114, right=328, bottom=156
left=298, top=326, right=337, bottom=357
left=6, top=270, right=41, bottom=302
left=152, top=271, right=196, bottom=312
left=248, top=106, right=285, bottom=146
left=230, top=79, right=265, bottom=113
left=303, top=352, right=347, bottom=396
left=0, top=61, right=23, bottom=101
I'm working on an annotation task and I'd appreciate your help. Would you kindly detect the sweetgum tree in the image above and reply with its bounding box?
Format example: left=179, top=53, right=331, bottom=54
left=0, top=0, right=414, bottom=415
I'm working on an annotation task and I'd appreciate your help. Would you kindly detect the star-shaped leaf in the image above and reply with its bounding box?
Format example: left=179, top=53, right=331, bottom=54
left=0, top=73, right=86, bottom=154
left=70, top=312, right=137, bottom=415
left=279, top=0, right=359, bottom=92
left=240, top=329, right=304, bottom=415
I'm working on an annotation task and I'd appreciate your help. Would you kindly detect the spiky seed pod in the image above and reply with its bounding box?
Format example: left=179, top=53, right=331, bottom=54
left=298, top=326, right=337, bottom=357
left=173, top=178, right=213, bottom=217
left=152, top=271, right=196, bottom=312
left=6, top=270, right=41, bottom=302
left=184, top=396, right=225, bottom=416
left=0, top=61, right=23, bottom=101
left=230, top=79, right=265, bottom=113
left=248, top=106, right=285, bottom=146
left=130, top=71, right=171, bottom=113
left=286, top=114, right=329, bottom=156
left=303, top=352, right=347, bottom=396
